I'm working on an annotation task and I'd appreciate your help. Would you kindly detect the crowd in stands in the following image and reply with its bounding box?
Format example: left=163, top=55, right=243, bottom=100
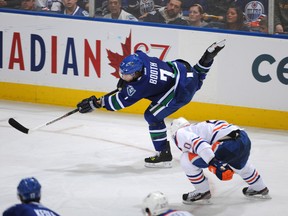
left=1, top=0, right=288, bottom=34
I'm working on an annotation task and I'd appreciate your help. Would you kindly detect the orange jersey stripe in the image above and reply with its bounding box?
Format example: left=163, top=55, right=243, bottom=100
left=246, top=171, right=259, bottom=183
left=213, top=123, right=229, bottom=132
left=188, top=175, right=204, bottom=182
left=192, top=137, right=202, bottom=151
left=188, top=152, right=198, bottom=161
left=212, top=141, right=221, bottom=152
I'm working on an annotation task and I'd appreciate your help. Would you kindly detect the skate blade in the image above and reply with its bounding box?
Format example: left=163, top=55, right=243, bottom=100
left=245, top=194, right=272, bottom=200
left=208, top=39, right=226, bottom=52
left=216, top=39, right=226, bottom=47
left=144, top=161, right=172, bottom=168
left=183, top=199, right=212, bottom=205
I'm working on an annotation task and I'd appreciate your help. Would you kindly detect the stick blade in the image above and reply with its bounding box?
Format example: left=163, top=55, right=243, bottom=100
left=8, top=118, right=29, bottom=134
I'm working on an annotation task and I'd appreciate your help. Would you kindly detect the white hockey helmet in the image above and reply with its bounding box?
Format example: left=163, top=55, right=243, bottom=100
left=170, top=117, right=190, bottom=139
left=142, top=191, right=169, bottom=216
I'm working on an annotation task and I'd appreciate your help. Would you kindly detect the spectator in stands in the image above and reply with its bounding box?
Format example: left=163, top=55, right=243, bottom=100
left=242, top=0, right=267, bottom=23
left=154, top=0, right=167, bottom=8
left=19, top=0, right=36, bottom=10
left=125, top=0, right=170, bottom=19
left=187, top=3, right=208, bottom=27
left=207, top=5, right=250, bottom=31
left=125, top=0, right=155, bottom=19
left=95, top=0, right=108, bottom=17
left=34, top=0, right=63, bottom=13
left=0, top=0, right=21, bottom=9
left=77, top=0, right=88, bottom=12
left=33, top=0, right=44, bottom=10
left=180, top=0, right=205, bottom=16
left=3, top=177, right=60, bottom=216
left=241, top=0, right=268, bottom=32
left=103, top=0, right=138, bottom=21
left=259, top=15, right=268, bottom=33
left=142, top=0, right=188, bottom=25
left=274, top=0, right=288, bottom=34
left=63, top=0, right=89, bottom=16
left=202, top=0, right=239, bottom=23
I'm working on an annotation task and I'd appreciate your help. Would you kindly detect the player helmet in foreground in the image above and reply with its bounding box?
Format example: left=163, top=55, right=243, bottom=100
left=17, top=177, right=41, bottom=202
left=119, top=53, right=144, bottom=76
left=170, top=117, right=190, bottom=139
left=142, top=191, right=169, bottom=216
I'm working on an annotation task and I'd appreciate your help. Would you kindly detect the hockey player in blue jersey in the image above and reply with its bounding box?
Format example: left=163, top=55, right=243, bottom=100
left=142, top=191, right=194, bottom=216
left=170, top=117, right=270, bottom=203
left=3, top=177, right=60, bottom=216
left=77, top=40, right=225, bottom=168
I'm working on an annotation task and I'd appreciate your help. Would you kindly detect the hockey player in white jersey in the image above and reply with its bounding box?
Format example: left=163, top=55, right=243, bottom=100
left=142, top=191, right=194, bottom=216
left=170, top=117, right=270, bottom=203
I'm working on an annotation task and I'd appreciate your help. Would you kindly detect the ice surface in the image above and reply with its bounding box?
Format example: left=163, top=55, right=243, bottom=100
left=0, top=100, right=287, bottom=216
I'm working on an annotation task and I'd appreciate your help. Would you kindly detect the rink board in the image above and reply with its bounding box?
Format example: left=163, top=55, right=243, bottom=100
left=0, top=11, right=287, bottom=130
left=0, top=82, right=286, bottom=130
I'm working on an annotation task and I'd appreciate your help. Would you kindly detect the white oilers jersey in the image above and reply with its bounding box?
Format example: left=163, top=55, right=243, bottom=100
left=185, top=120, right=240, bottom=144
left=175, top=120, right=240, bottom=163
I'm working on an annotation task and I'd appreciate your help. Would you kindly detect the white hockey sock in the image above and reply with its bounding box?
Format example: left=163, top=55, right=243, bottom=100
left=233, top=161, right=267, bottom=191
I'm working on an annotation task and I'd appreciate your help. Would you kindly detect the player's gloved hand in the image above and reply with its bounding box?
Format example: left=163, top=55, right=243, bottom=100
left=208, top=157, right=234, bottom=181
left=199, top=39, right=226, bottom=66
left=117, top=78, right=127, bottom=89
left=77, top=96, right=101, bottom=113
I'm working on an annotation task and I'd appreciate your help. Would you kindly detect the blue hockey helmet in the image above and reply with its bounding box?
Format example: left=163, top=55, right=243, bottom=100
left=119, top=53, right=143, bottom=76
left=17, top=177, right=41, bottom=201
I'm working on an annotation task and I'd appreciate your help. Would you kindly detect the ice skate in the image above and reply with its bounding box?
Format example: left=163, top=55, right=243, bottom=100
left=144, top=149, right=173, bottom=168
left=242, top=187, right=271, bottom=199
left=182, top=190, right=211, bottom=204
left=145, top=141, right=173, bottom=168
left=207, top=39, right=226, bottom=54
left=196, top=39, right=226, bottom=73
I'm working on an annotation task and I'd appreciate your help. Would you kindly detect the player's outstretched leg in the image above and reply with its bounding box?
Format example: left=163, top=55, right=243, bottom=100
left=182, top=190, right=211, bottom=204
left=144, top=141, right=173, bottom=168
left=242, top=187, right=271, bottom=199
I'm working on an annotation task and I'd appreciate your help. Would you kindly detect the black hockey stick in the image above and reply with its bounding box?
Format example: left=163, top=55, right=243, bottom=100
left=8, top=108, right=79, bottom=134
left=8, top=88, right=119, bottom=134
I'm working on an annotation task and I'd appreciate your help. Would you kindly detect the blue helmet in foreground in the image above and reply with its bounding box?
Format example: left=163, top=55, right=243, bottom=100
left=17, top=177, right=41, bottom=201
left=120, top=53, right=143, bottom=75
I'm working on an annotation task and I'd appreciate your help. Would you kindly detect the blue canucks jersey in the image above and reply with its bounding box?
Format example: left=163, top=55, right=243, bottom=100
left=64, top=6, right=89, bottom=16
left=3, top=202, right=60, bottom=216
left=102, top=50, right=210, bottom=152
left=103, top=50, right=204, bottom=111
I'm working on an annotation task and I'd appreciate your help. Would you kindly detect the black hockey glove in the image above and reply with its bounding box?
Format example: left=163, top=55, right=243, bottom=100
left=199, top=39, right=226, bottom=67
left=77, top=96, right=101, bottom=113
left=117, top=78, right=127, bottom=89
left=208, top=157, right=234, bottom=181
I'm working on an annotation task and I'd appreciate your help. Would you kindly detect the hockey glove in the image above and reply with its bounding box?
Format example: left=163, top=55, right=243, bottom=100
left=117, top=78, right=127, bottom=90
left=199, top=39, right=226, bottom=67
left=77, top=96, right=101, bottom=113
left=208, top=157, right=234, bottom=181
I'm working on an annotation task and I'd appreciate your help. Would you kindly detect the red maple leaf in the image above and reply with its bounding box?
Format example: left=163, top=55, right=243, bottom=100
left=106, top=31, right=132, bottom=78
